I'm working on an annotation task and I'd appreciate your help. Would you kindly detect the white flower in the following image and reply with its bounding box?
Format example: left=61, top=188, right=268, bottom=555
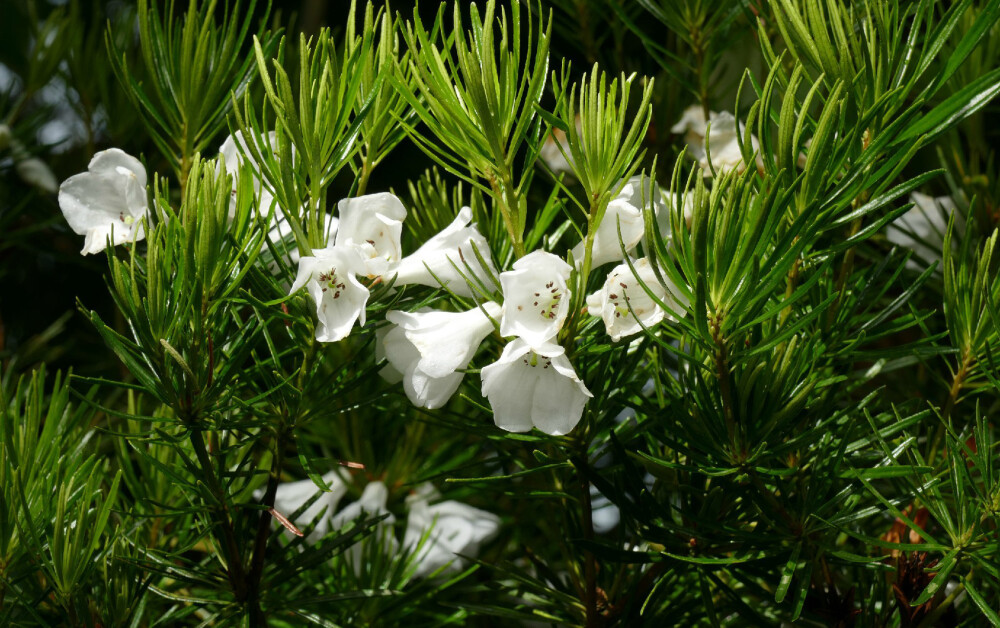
left=480, top=338, right=593, bottom=435
left=539, top=114, right=583, bottom=176
left=393, top=207, right=497, bottom=297
left=58, top=148, right=147, bottom=255
left=568, top=175, right=693, bottom=266
left=331, top=481, right=395, bottom=529
left=3, top=128, right=57, bottom=192
left=387, top=303, right=501, bottom=378
left=380, top=325, right=463, bottom=409
left=571, top=176, right=653, bottom=268
left=499, top=251, right=573, bottom=348
left=590, top=484, right=620, bottom=534
left=335, top=192, right=407, bottom=277
left=290, top=246, right=370, bottom=342
left=887, top=192, right=957, bottom=268
left=263, top=471, right=348, bottom=541
left=268, top=211, right=339, bottom=267
left=672, top=106, right=760, bottom=176
left=586, top=258, right=686, bottom=341
left=16, top=157, right=58, bottom=193
left=654, top=190, right=694, bottom=243
left=331, top=481, right=399, bottom=568
left=219, top=130, right=278, bottom=216
left=403, top=486, right=501, bottom=577
left=382, top=303, right=501, bottom=409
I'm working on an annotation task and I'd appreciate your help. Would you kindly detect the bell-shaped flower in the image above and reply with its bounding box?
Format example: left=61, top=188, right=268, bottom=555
left=331, top=481, right=395, bottom=530
left=16, top=157, right=58, bottom=193
left=393, top=207, right=497, bottom=297
left=499, top=251, right=573, bottom=348
left=380, top=325, right=464, bottom=409
left=480, top=338, right=593, bottom=435
left=59, top=148, right=148, bottom=255
left=268, top=211, right=339, bottom=268
left=403, top=486, right=501, bottom=577
left=335, top=192, right=407, bottom=277
left=654, top=190, right=694, bottom=244
left=290, top=246, right=370, bottom=342
left=4, top=128, right=58, bottom=193
left=262, top=471, right=348, bottom=541
left=586, top=258, right=686, bottom=341
left=571, top=176, right=653, bottom=268
left=381, top=303, right=501, bottom=409
left=671, top=106, right=711, bottom=147
left=887, top=192, right=958, bottom=268
left=672, top=106, right=760, bottom=176
left=219, top=130, right=279, bottom=217
left=331, top=481, right=399, bottom=568
left=539, top=114, right=583, bottom=176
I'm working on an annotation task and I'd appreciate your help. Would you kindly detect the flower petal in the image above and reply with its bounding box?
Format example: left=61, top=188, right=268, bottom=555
left=499, top=251, right=573, bottom=348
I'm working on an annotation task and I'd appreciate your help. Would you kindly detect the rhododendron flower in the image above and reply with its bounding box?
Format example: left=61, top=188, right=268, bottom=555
left=672, top=105, right=760, bottom=176
left=887, top=192, right=957, bottom=268
left=266, top=471, right=348, bottom=541
left=58, top=148, right=148, bottom=255
left=335, top=192, right=407, bottom=277
left=480, top=338, right=592, bottom=435
left=394, top=207, right=496, bottom=297
left=219, top=130, right=278, bottom=216
left=290, top=246, right=370, bottom=342
left=381, top=303, right=500, bottom=409
left=499, top=251, right=573, bottom=348
left=404, top=487, right=501, bottom=577
left=586, top=258, right=686, bottom=341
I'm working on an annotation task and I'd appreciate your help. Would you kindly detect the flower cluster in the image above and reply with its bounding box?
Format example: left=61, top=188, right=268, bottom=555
left=56, top=146, right=697, bottom=437
left=58, top=142, right=951, bottom=442
left=58, top=97, right=898, bottom=446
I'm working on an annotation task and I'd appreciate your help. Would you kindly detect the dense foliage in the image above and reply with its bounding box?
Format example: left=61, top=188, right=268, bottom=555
left=2, top=0, right=1000, bottom=625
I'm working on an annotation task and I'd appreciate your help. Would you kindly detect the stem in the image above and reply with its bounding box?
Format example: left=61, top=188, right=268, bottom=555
left=827, top=135, right=871, bottom=329
left=826, top=216, right=863, bottom=329
left=916, top=580, right=965, bottom=628
left=562, top=196, right=602, bottom=350
left=297, top=339, right=317, bottom=391
left=576, top=0, right=597, bottom=65
left=780, top=250, right=801, bottom=326
left=576, top=457, right=599, bottom=628
left=246, top=425, right=289, bottom=624
left=749, top=470, right=799, bottom=534
left=694, top=39, right=711, bottom=121
left=927, top=353, right=972, bottom=467
left=179, top=128, right=192, bottom=197
left=488, top=173, right=526, bottom=258
left=357, top=154, right=373, bottom=197
left=710, top=312, right=739, bottom=454
left=190, top=429, right=248, bottom=601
